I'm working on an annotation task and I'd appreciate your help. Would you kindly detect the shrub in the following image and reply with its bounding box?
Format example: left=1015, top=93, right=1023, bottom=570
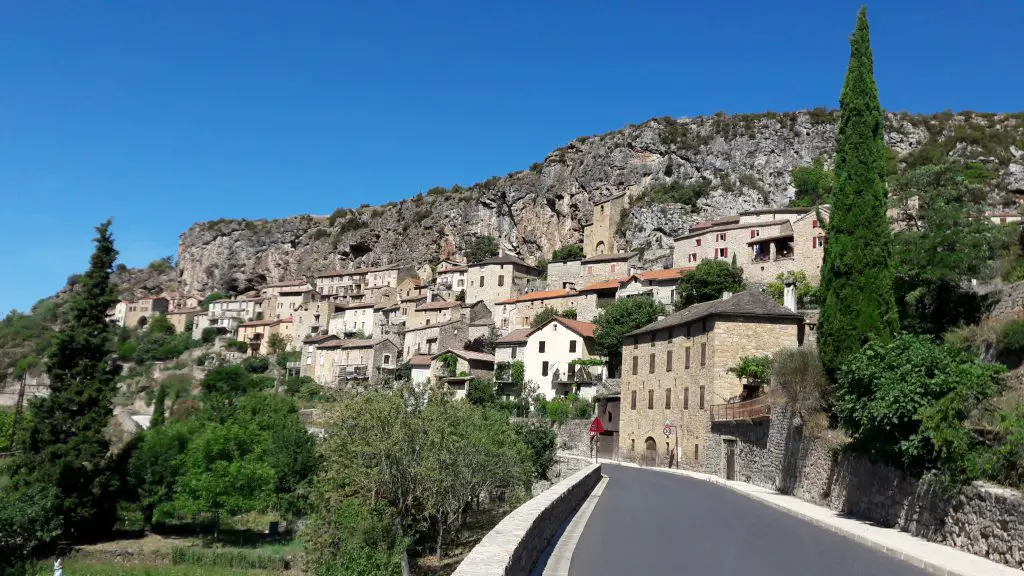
left=512, top=421, right=556, bottom=480
left=675, top=259, right=745, bottom=310
left=769, top=348, right=829, bottom=426
left=170, top=546, right=290, bottom=571
left=148, top=256, right=175, bottom=273
left=240, top=356, right=270, bottom=374
left=466, top=379, right=497, bottom=406
left=225, top=340, right=249, bottom=353
left=998, top=320, right=1024, bottom=356
left=467, top=235, right=500, bottom=263
left=201, top=326, right=226, bottom=344
left=551, top=244, right=585, bottom=261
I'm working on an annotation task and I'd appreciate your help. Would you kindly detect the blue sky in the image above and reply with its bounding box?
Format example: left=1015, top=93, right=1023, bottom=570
left=1, top=1, right=1022, bottom=313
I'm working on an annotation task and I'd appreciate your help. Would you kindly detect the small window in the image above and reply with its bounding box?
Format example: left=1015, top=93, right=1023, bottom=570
left=608, top=411, right=613, bottom=422
left=632, top=355, right=639, bottom=375
left=539, top=340, right=546, bottom=353
left=684, top=347, right=691, bottom=369
left=750, top=229, right=756, bottom=239
left=569, top=340, right=577, bottom=353
left=511, top=345, right=517, bottom=359
left=699, top=385, right=706, bottom=409
left=498, top=275, right=505, bottom=287
left=631, top=390, right=637, bottom=410
left=666, top=350, right=673, bottom=372
left=383, top=354, right=391, bottom=364
left=542, top=361, right=549, bottom=376
left=812, top=219, right=818, bottom=228
left=665, top=389, right=672, bottom=409
left=587, top=265, right=594, bottom=274
left=694, top=443, right=700, bottom=462
left=610, top=264, right=616, bottom=273
left=700, top=343, right=707, bottom=366
left=647, top=389, right=654, bottom=409
left=695, top=238, right=701, bottom=247
left=683, top=387, right=689, bottom=409
left=812, top=237, right=817, bottom=249
left=648, top=353, right=655, bottom=374
left=479, top=276, right=485, bottom=287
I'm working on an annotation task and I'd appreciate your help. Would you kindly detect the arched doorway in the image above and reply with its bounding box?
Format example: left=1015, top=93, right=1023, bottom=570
left=595, top=241, right=607, bottom=255
left=644, top=437, right=657, bottom=467
left=137, top=316, right=148, bottom=330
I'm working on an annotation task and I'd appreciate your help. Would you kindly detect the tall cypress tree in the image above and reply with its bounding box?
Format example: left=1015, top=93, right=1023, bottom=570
left=818, top=7, right=898, bottom=376
left=16, top=221, right=121, bottom=540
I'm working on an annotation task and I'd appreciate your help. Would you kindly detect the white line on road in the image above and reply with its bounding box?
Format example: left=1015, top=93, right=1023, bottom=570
left=543, top=475, right=609, bottom=576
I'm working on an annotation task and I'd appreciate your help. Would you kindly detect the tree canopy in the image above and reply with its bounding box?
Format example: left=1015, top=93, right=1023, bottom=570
left=788, top=155, right=833, bottom=207
left=467, top=235, right=500, bottom=263
left=674, top=259, right=745, bottom=310
left=550, top=244, right=585, bottom=261
left=594, top=296, right=664, bottom=376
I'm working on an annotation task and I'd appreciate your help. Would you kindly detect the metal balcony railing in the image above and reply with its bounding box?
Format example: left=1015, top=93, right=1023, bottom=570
left=334, top=364, right=369, bottom=380
left=710, top=396, right=771, bottom=422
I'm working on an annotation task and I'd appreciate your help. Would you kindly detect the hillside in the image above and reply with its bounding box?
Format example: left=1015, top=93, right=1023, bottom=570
left=177, top=109, right=1024, bottom=296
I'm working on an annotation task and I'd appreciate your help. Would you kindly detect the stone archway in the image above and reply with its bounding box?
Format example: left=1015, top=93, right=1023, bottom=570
left=644, top=436, right=658, bottom=467
left=136, top=316, right=148, bottom=329
left=595, top=241, right=607, bottom=255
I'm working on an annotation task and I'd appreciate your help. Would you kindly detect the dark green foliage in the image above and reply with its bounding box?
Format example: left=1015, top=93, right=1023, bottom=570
left=835, top=334, right=1004, bottom=475
left=530, top=306, right=575, bottom=328
left=512, top=421, right=556, bottom=481
left=127, top=421, right=195, bottom=525
left=240, top=355, right=270, bottom=374
left=972, top=406, right=1024, bottom=489
left=818, top=7, right=898, bottom=376
left=200, top=292, right=231, bottom=311
left=728, top=355, right=773, bottom=384
left=466, top=379, right=497, bottom=407
left=147, top=256, right=174, bottom=273
left=536, top=394, right=592, bottom=424
left=200, top=365, right=270, bottom=417
left=788, top=155, right=833, bottom=207
left=225, top=340, right=249, bottom=353
left=275, top=349, right=301, bottom=370
left=550, top=244, right=585, bottom=261
left=639, top=178, right=712, bottom=206
left=0, top=300, right=60, bottom=376
left=998, top=321, right=1024, bottom=356
left=467, top=235, right=500, bottom=263
left=0, top=483, right=61, bottom=572
left=891, top=162, right=1000, bottom=337
left=674, top=259, right=745, bottom=310
left=594, top=296, right=664, bottom=377
left=283, top=375, right=316, bottom=396
left=764, top=271, right=819, bottom=309
left=305, top=497, right=407, bottom=576
left=151, top=385, right=167, bottom=428
left=455, top=289, right=466, bottom=303
left=14, top=221, right=121, bottom=542
left=200, top=326, right=226, bottom=344
left=118, top=321, right=199, bottom=364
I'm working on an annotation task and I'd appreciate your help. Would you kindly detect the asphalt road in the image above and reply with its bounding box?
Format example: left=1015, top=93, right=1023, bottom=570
left=568, top=464, right=930, bottom=576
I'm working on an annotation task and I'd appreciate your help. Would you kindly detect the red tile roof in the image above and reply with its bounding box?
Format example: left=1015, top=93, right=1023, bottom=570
left=416, top=301, right=461, bottom=311
left=579, top=279, right=625, bottom=292
left=495, top=289, right=578, bottom=305
left=239, top=318, right=284, bottom=328
left=495, top=328, right=533, bottom=344
left=410, top=354, right=433, bottom=367
left=432, top=348, right=496, bottom=363
left=628, top=268, right=693, bottom=282
left=552, top=317, right=597, bottom=338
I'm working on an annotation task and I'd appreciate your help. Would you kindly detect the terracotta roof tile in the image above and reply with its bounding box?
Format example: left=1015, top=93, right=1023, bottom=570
left=631, top=268, right=693, bottom=281
left=579, top=279, right=626, bottom=292
left=410, top=354, right=433, bottom=367
left=551, top=317, right=597, bottom=338
left=495, top=328, right=533, bottom=344
left=432, top=348, right=495, bottom=363
left=496, top=289, right=578, bottom=305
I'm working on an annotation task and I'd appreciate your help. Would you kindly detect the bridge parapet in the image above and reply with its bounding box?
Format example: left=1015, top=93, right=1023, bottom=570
left=453, top=463, right=601, bottom=575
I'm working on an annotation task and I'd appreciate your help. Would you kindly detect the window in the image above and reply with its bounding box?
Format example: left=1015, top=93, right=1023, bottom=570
left=383, top=354, right=391, bottom=364
left=610, top=264, right=616, bottom=273
left=665, top=389, right=672, bottom=409
left=683, top=387, right=689, bottom=409
left=695, top=238, right=701, bottom=247
left=631, top=390, right=637, bottom=409
left=647, top=389, right=654, bottom=409
left=539, top=340, right=546, bottom=353
left=684, top=347, right=691, bottom=369
left=569, top=340, right=577, bottom=353
left=498, top=275, right=505, bottom=287
left=700, top=343, right=707, bottom=366
left=694, top=444, right=700, bottom=462
left=820, top=235, right=827, bottom=248
left=666, top=350, right=673, bottom=372
left=426, top=319, right=431, bottom=326
left=608, top=411, right=613, bottom=422
left=631, top=355, right=639, bottom=375
left=812, top=219, right=818, bottom=228
left=699, top=385, right=705, bottom=409
left=750, top=229, right=756, bottom=239
left=511, top=345, right=517, bottom=359
left=717, top=247, right=728, bottom=258
left=812, top=237, right=817, bottom=249
left=479, top=276, right=485, bottom=287
left=649, top=353, right=655, bottom=374
left=587, top=265, right=594, bottom=274
left=542, top=361, right=549, bottom=376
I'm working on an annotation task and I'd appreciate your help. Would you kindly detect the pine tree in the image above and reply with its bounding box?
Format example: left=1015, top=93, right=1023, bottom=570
left=818, top=7, right=898, bottom=376
left=151, top=385, right=167, bottom=428
left=16, top=220, right=121, bottom=540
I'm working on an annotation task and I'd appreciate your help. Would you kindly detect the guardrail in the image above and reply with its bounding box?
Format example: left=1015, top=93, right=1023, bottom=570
left=710, top=396, right=771, bottom=422
left=453, top=463, right=601, bottom=576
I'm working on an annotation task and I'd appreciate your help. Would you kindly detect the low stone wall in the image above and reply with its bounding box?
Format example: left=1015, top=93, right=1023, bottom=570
left=716, top=406, right=1024, bottom=569
left=454, top=463, right=601, bottom=576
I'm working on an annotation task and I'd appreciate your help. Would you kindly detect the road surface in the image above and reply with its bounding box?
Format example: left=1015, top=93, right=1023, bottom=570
left=569, top=464, right=929, bottom=576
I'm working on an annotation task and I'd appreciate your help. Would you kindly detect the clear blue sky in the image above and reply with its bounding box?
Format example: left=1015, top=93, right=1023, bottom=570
left=2, top=1, right=1021, bottom=313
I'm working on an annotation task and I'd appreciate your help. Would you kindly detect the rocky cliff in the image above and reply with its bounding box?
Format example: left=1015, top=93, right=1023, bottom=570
left=177, top=110, right=1024, bottom=296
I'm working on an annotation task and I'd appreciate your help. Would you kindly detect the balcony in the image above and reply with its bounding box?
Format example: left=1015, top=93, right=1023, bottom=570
left=334, top=364, right=369, bottom=381
left=551, top=363, right=605, bottom=385
left=710, top=396, right=771, bottom=423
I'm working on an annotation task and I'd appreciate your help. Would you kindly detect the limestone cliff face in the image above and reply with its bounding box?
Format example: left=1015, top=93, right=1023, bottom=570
left=177, top=110, right=1024, bottom=296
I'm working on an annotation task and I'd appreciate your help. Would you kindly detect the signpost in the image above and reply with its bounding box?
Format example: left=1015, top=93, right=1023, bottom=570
left=589, top=417, right=604, bottom=462
left=664, top=419, right=678, bottom=469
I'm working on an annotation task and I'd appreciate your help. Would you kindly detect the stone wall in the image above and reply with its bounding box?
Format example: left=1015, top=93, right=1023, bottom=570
left=716, top=406, right=1024, bottom=569
left=553, top=419, right=594, bottom=458
left=453, top=463, right=601, bottom=576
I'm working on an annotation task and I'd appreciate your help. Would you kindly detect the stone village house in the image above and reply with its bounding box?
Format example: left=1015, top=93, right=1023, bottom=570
left=306, top=335, right=399, bottom=388
left=237, top=317, right=294, bottom=356
left=616, top=268, right=694, bottom=308
left=465, top=253, right=543, bottom=311
left=123, top=296, right=170, bottom=330
left=493, top=289, right=599, bottom=331
left=430, top=348, right=496, bottom=399
left=262, top=280, right=315, bottom=320
left=617, top=290, right=803, bottom=471
left=582, top=192, right=628, bottom=257
left=523, top=316, right=607, bottom=401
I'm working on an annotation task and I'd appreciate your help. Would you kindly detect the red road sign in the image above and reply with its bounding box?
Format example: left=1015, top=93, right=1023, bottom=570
left=588, top=417, right=605, bottom=435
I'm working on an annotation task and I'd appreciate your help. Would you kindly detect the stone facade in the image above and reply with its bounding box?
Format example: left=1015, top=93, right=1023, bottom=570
left=236, top=318, right=293, bottom=356
left=579, top=253, right=635, bottom=284
left=311, top=338, right=399, bottom=388
left=207, top=297, right=263, bottom=336
left=291, top=301, right=338, bottom=342
left=617, top=293, right=802, bottom=471
left=616, top=268, right=691, bottom=308
left=327, top=303, right=377, bottom=336
left=165, top=308, right=199, bottom=335
left=546, top=259, right=583, bottom=290
left=465, top=255, right=543, bottom=311
left=124, top=297, right=170, bottom=330
left=402, top=319, right=468, bottom=359
left=582, top=192, right=627, bottom=257
left=707, top=407, right=1024, bottom=570
left=494, top=290, right=595, bottom=331
left=407, top=300, right=461, bottom=330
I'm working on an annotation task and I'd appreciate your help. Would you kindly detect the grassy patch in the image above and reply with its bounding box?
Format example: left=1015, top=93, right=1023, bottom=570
left=171, top=546, right=291, bottom=571
left=31, top=560, right=274, bottom=576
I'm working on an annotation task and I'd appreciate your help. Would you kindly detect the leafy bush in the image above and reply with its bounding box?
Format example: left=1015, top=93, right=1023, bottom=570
left=998, top=321, right=1024, bottom=356
left=765, top=271, right=819, bottom=309
left=225, top=340, right=249, bottom=353
left=240, top=356, right=270, bottom=374
left=593, top=296, right=664, bottom=376
left=788, top=155, right=833, bottom=207
left=675, top=259, right=744, bottom=310
left=639, top=178, right=712, bottom=206
left=170, top=546, right=290, bottom=571
left=728, top=355, right=773, bottom=384
left=148, top=256, right=175, bottom=273
left=769, top=348, right=829, bottom=425
left=551, top=244, right=585, bottom=261
left=466, top=379, right=497, bottom=406
left=835, top=334, right=1004, bottom=475
left=973, top=406, right=1024, bottom=489
left=467, top=235, right=499, bottom=263
left=541, top=394, right=592, bottom=424
left=512, top=422, right=556, bottom=480
left=201, top=326, right=226, bottom=344
left=530, top=306, right=575, bottom=328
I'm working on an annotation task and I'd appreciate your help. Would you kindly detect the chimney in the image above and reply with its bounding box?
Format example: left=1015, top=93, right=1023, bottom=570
left=783, top=281, right=797, bottom=312
left=721, top=291, right=733, bottom=300
left=427, top=287, right=433, bottom=302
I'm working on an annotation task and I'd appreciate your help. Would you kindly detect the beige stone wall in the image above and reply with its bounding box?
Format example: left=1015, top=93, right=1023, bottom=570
left=292, top=302, right=336, bottom=341
left=407, top=305, right=458, bottom=330
left=617, top=279, right=677, bottom=308
left=495, top=294, right=587, bottom=331
left=617, top=317, right=800, bottom=472
left=166, top=311, right=197, bottom=335
left=673, top=221, right=787, bottom=269
left=403, top=320, right=468, bottom=359
left=580, top=260, right=630, bottom=284
left=547, top=260, right=583, bottom=290
left=583, top=195, right=627, bottom=257
left=466, top=263, right=540, bottom=309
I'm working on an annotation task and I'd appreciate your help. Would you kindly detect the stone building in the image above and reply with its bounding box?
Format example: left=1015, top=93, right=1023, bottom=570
left=616, top=268, right=693, bottom=308
left=672, top=206, right=830, bottom=284
left=465, top=254, right=543, bottom=310
left=407, top=300, right=462, bottom=330
left=436, top=262, right=469, bottom=292
left=987, top=210, right=1022, bottom=226
left=107, top=301, right=128, bottom=327
left=207, top=297, right=264, bottom=336
left=291, top=301, right=340, bottom=343
left=300, top=334, right=339, bottom=377
left=594, top=379, right=621, bottom=459
left=582, top=192, right=628, bottom=257
left=263, top=281, right=315, bottom=321
left=327, top=302, right=377, bottom=337
left=165, top=308, right=200, bottom=335
left=410, top=354, right=433, bottom=387
left=430, top=348, right=495, bottom=399
left=493, top=327, right=531, bottom=395
left=617, top=290, right=803, bottom=471
left=310, top=338, right=399, bottom=388
left=579, top=253, right=635, bottom=284
left=314, top=265, right=399, bottom=303
left=402, top=318, right=468, bottom=359
left=493, top=289, right=599, bottom=331
left=237, top=317, right=294, bottom=356
left=523, top=317, right=606, bottom=400
left=546, top=259, right=583, bottom=291
left=124, top=297, right=170, bottom=330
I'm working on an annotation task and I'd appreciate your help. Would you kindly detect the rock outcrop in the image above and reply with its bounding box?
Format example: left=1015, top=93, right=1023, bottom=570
left=177, top=110, right=1024, bottom=296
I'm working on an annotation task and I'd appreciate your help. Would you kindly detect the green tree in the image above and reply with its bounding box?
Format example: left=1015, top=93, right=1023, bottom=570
left=551, top=244, right=585, bottom=261
left=788, top=155, right=834, bottom=207
left=147, top=314, right=175, bottom=335
left=267, top=333, right=290, bottom=355
left=765, top=271, right=819, bottom=309
left=200, top=365, right=268, bottom=418
left=201, top=326, right=226, bottom=343
left=147, top=256, right=174, bottom=273
left=127, top=421, right=195, bottom=526
left=466, top=379, right=497, bottom=406
left=594, top=296, right=664, bottom=376
left=891, top=162, right=998, bottom=336
left=512, top=421, right=556, bottom=481
left=835, top=334, right=1004, bottom=474
left=817, top=7, right=898, bottom=376
left=530, top=306, right=575, bottom=328
left=201, top=292, right=232, bottom=311
left=674, top=259, right=744, bottom=310
left=14, top=220, right=121, bottom=542
left=151, top=385, right=168, bottom=428
left=466, top=235, right=500, bottom=263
